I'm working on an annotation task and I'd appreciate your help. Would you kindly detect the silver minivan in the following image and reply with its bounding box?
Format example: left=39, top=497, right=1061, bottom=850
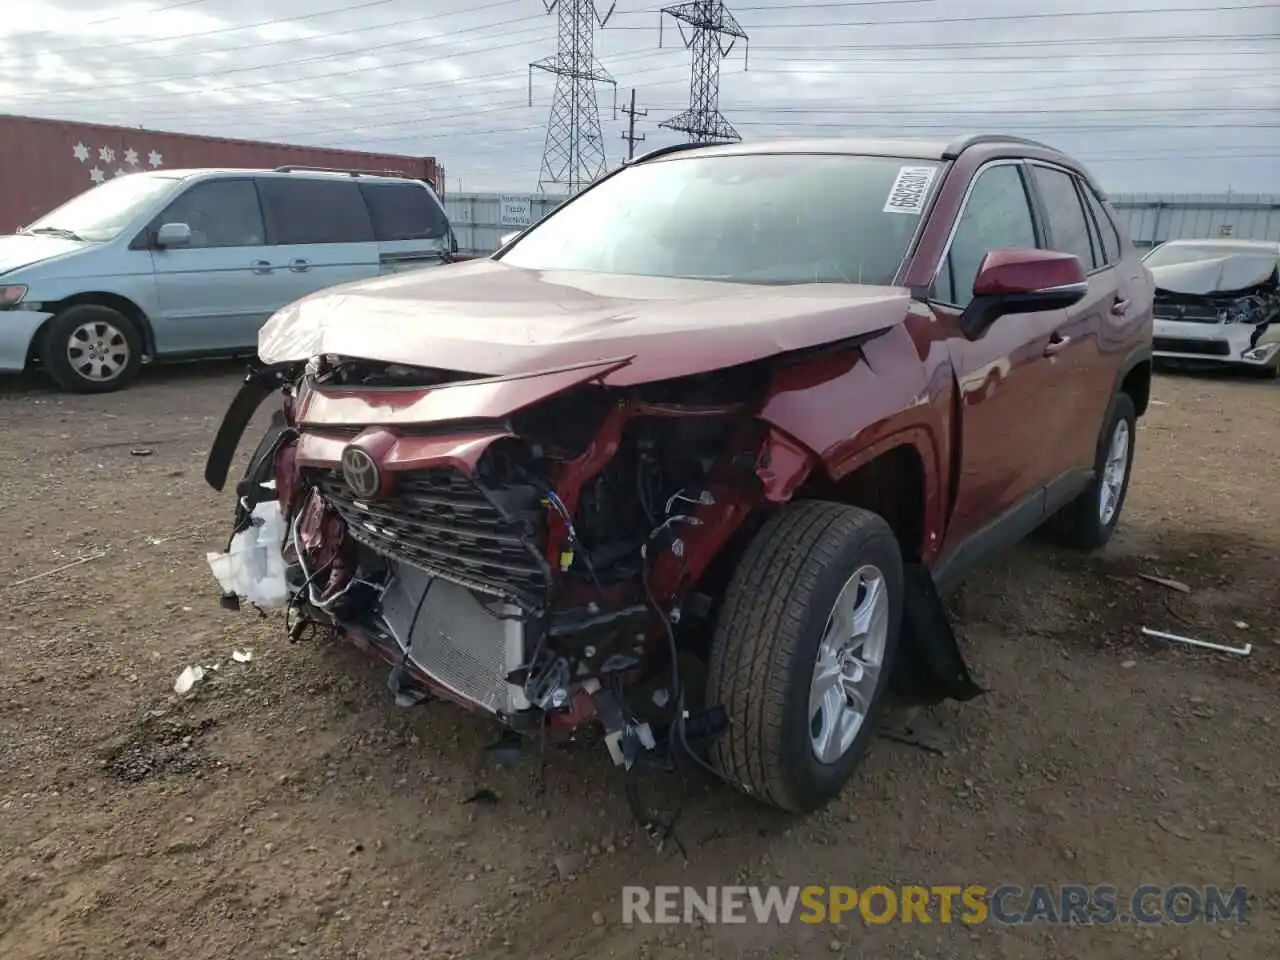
left=0, top=166, right=456, bottom=392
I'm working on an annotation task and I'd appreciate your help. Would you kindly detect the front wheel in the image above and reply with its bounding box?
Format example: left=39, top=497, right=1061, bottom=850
left=41, top=304, right=143, bottom=394
left=1048, top=392, right=1137, bottom=550
left=705, top=501, right=904, bottom=814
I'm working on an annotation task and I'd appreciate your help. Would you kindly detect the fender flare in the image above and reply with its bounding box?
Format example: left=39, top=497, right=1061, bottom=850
left=1097, top=342, right=1153, bottom=457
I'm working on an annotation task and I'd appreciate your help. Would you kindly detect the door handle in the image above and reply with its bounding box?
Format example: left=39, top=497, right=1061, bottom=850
left=288, top=258, right=310, bottom=273
left=1044, top=333, right=1072, bottom=357
left=250, top=259, right=273, bottom=274
left=1111, top=297, right=1131, bottom=316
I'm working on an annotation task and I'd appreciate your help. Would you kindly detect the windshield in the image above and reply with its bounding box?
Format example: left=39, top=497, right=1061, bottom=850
left=24, top=174, right=181, bottom=243
left=497, top=153, right=941, bottom=285
left=1143, top=243, right=1278, bottom=269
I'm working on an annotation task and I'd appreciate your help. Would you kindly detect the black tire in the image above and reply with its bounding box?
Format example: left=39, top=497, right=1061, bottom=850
left=1048, top=392, right=1137, bottom=551
left=705, top=500, right=904, bottom=813
left=40, top=304, right=143, bottom=394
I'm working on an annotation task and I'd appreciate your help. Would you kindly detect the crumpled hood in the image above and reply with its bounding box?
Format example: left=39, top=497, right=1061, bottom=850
left=1150, top=254, right=1278, bottom=297
left=258, top=259, right=912, bottom=385
left=0, top=233, right=87, bottom=276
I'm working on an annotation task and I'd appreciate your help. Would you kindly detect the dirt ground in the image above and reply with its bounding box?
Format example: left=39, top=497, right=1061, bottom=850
left=0, top=362, right=1276, bottom=960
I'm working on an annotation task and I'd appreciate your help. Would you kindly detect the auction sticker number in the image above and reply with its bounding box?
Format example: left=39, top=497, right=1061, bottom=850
left=883, top=166, right=938, bottom=215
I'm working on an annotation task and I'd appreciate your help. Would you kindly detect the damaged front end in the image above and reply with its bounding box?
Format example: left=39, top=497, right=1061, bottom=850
left=205, top=352, right=801, bottom=774
left=1150, top=251, right=1280, bottom=369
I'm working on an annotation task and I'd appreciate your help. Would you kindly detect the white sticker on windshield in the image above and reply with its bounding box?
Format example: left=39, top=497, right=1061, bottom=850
left=883, top=165, right=937, bottom=215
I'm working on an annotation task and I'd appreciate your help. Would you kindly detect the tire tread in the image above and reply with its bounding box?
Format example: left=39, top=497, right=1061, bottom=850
left=706, top=500, right=899, bottom=811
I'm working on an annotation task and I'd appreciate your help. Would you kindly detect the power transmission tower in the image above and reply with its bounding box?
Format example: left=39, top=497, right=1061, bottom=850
left=621, top=88, right=647, bottom=161
left=529, top=1, right=618, bottom=195
left=658, top=1, right=749, bottom=143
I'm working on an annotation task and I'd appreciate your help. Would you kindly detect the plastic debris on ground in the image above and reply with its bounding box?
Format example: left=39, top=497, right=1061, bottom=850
left=174, top=665, right=206, bottom=695
left=1139, top=573, right=1191, bottom=594
left=205, top=496, right=289, bottom=609
left=1140, top=626, right=1252, bottom=657
left=231, top=649, right=254, bottom=663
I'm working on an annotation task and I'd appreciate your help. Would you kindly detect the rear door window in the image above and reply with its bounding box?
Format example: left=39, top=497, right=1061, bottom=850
left=1081, top=186, right=1122, bottom=266
left=154, top=179, right=265, bottom=248
left=1030, top=165, right=1098, bottom=270
left=935, top=163, right=1038, bottom=307
left=358, top=181, right=448, bottom=241
left=257, top=177, right=375, bottom=244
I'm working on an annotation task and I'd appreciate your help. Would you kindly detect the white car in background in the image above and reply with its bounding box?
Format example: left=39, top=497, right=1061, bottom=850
left=1148, top=238, right=1280, bottom=375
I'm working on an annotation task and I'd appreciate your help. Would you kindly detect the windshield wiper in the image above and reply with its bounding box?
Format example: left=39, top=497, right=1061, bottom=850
left=22, top=226, right=85, bottom=241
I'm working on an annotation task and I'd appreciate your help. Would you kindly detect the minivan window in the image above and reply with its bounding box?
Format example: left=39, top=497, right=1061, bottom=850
left=23, top=173, right=181, bottom=243
left=154, top=179, right=265, bottom=248
left=497, top=154, right=941, bottom=286
left=935, top=163, right=1037, bottom=307
left=257, top=178, right=375, bottom=244
left=359, top=181, right=448, bottom=241
left=1031, top=166, right=1096, bottom=270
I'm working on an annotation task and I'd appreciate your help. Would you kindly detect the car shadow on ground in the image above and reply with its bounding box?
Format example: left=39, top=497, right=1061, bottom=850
left=0, top=357, right=249, bottom=396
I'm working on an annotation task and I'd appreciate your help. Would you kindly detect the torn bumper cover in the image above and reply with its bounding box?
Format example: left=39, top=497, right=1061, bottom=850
left=1151, top=255, right=1280, bottom=369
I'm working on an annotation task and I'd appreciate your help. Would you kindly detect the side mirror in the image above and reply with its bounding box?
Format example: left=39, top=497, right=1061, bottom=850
left=155, top=222, right=192, bottom=249
left=499, top=230, right=521, bottom=248
left=959, top=248, right=1087, bottom=340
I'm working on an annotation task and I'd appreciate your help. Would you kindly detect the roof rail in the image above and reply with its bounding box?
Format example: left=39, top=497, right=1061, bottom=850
left=627, top=141, right=715, bottom=165
left=271, top=165, right=412, bottom=179
left=941, top=134, right=1058, bottom=159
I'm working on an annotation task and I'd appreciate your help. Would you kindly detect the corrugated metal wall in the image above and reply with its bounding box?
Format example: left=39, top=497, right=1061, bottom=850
left=1109, top=194, right=1280, bottom=249
left=443, top=189, right=1280, bottom=256
left=444, top=191, right=566, bottom=255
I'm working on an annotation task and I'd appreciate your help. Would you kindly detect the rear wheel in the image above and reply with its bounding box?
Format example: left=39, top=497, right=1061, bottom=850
left=41, top=304, right=143, bottom=393
left=1048, top=392, right=1137, bottom=550
left=705, top=500, right=903, bottom=813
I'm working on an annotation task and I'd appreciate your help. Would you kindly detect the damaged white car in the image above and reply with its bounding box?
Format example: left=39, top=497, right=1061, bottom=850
left=1148, top=239, right=1280, bottom=375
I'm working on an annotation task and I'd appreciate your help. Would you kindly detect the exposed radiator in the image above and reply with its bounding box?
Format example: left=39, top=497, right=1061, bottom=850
left=379, top=561, right=529, bottom=715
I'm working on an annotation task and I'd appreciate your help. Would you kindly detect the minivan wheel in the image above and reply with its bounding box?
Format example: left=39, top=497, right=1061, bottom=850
left=1048, top=392, right=1137, bottom=551
left=41, top=304, right=143, bottom=393
left=705, top=500, right=903, bottom=814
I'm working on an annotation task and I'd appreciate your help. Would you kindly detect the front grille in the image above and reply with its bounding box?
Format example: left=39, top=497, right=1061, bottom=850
left=1153, top=303, right=1221, bottom=324
left=1153, top=336, right=1231, bottom=357
left=314, top=468, right=550, bottom=610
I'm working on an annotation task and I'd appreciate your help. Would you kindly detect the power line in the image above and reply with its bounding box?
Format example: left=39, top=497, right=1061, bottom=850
left=731, top=33, right=1280, bottom=50
left=56, top=0, right=213, bottom=30
left=0, top=0, right=530, bottom=68
left=613, top=2, right=1278, bottom=28
left=115, top=60, right=1271, bottom=126
left=1, top=17, right=552, bottom=99
left=51, top=57, right=1277, bottom=135
left=31, top=63, right=1271, bottom=146
left=13, top=0, right=403, bottom=59
left=7, top=27, right=1270, bottom=108
left=251, top=74, right=1273, bottom=143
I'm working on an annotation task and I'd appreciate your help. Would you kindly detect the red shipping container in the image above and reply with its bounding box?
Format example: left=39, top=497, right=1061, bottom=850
left=0, top=113, right=441, bottom=233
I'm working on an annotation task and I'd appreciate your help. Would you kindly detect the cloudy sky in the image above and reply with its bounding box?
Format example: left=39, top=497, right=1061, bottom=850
left=1, top=0, right=1277, bottom=195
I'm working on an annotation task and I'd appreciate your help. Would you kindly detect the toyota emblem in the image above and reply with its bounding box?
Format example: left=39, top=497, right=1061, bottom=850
left=340, top=445, right=382, bottom=499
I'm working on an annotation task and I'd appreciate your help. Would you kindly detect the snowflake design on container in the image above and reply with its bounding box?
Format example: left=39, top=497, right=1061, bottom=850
left=98, top=146, right=115, bottom=164
left=72, top=142, right=90, bottom=163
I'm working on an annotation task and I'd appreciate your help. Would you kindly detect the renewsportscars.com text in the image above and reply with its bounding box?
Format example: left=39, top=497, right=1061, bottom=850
left=621, top=884, right=1247, bottom=926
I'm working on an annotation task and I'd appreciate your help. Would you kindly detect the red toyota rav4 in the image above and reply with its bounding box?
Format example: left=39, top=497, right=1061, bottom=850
left=206, top=134, right=1154, bottom=816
